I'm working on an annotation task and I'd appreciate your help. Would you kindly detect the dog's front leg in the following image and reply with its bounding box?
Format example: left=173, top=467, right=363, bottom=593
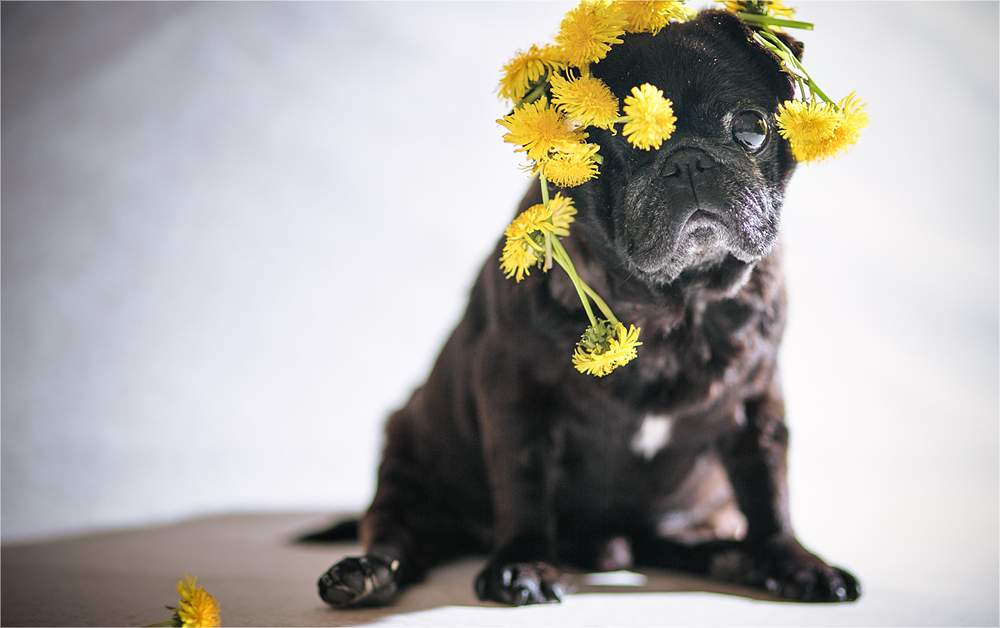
left=474, top=429, right=565, bottom=606
left=472, top=360, right=565, bottom=605
left=723, top=380, right=861, bottom=602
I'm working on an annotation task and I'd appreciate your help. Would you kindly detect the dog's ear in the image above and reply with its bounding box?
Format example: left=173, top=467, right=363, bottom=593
left=698, top=9, right=803, bottom=61
left=772, top=30, right=804, bottom=61
left=697, top=9, right=801, bottom=102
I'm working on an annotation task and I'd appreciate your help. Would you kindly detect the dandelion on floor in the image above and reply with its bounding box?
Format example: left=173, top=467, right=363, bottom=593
left=147, top=574, right=220, bottom=628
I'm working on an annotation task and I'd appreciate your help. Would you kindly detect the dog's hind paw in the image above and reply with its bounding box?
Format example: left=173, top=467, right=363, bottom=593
left=318, top=555, right=399, bottom=608
left=474, top=561, right=565, bottom=606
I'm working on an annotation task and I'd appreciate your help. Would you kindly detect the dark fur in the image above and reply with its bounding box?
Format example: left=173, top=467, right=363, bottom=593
left=318, top=10, right=859, bottom=607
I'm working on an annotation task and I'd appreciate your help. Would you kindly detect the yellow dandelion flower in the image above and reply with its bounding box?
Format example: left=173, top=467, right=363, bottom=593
left=826, top=91, right=870, bottom=156
left=617, top=1, right=695, bottom=35
left=550, top=73, right=620, bottom=130
left=776, top=94, right=869, bottom=163
left=767, top=1, right=796, bottom=17
left=542, top=142, right=601, bottom=188
left=572, top=323, right=642, bottom=376
left=775, top=98, right=839, bottom=147
left=572, top=344, right=620, bottom=376
left=556, top=0, right=629, bottom=68
left=499, top=195, right=579, bottom=281
left=500, top=204, right=550, bottom=281
left=605, top=323, right=642, bottom=367
left=505, top=203, right=551, bottom=239
left=169, top=575, right=220, bottom=628
left=500, top=237, right=540, bottom=282
left=507, top=198, right=576, bottom=238
left=499, top=99, right=585, bottom=164
left=622, top=83, right=676, bottom=150
left=498, top=44, right=567, bottom=103
left=546, top=192, right=578, bottom=236
left=722, top=0, right=795, bottom=18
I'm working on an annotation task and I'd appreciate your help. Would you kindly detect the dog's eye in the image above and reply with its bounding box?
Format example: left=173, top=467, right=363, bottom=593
left=732, top=111, right=768, bottom=153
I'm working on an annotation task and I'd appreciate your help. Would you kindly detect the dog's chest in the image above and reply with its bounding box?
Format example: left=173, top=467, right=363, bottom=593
left=630, top=413, right=674, bottom=461
left=549, top=420, right=728, bottom=534
left=547, top=298, right=770, bottom=514
left=616, top=303, right=766, bottom=412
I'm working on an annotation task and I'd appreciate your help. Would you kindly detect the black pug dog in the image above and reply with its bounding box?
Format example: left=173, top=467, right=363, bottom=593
left=317, top=9, right=860, bottom=607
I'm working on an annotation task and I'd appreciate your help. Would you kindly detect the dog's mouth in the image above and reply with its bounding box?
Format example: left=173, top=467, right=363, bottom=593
left=684, top=210, right=727, bottom=248
left=621, top=204, right=752, bottom=283
left=607, top=140, right=783, bottom=286
left=615, top=175, right=781, bottom=285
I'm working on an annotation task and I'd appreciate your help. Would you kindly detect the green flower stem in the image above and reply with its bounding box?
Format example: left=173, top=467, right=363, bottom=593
left=754, top=28, right=836, bottom=107
left=524, top=234, right=546, bottom=254
left=537, top=174, right=622, bottom=330
left=549, top=237, right=598, bottom=328
left=735, top=12, right=814, bottom=31
left=539, top=175, right=553, bottom=270
left=579, top=281, right=621, bottom=328
left=519, top=80, right=548, bottom=107
left=806, top=80, right=835, bottom=109
left=794, top=75, right=807, bottom=100
left=550, top=235, right=624, bottom=332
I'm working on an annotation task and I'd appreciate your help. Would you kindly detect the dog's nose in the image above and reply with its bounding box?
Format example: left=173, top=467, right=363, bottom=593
left=662, top=148, right=716, bottom=178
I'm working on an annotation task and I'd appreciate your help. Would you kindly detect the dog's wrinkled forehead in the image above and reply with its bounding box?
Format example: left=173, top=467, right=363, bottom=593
left=593, top=13, right=794, bottom=131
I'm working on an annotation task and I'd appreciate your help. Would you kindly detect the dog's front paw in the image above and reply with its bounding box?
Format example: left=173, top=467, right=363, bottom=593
left=318, top=555, right=399, bottom=608
left=763, top=559, right=861, bottom=603
left=754, top=540, right=861, bottom=603
left=474, top=561, right=565, bottom=606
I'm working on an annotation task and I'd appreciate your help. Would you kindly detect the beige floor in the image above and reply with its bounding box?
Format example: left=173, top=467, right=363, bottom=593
left=2, top=512, right=993, bottom=627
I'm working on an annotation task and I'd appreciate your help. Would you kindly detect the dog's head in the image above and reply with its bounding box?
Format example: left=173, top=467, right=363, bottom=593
left=576, top=10, right=801, bottom=287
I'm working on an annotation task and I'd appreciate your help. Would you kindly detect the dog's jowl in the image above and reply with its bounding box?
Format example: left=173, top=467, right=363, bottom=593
left=318, top=9, right=860, bottom=607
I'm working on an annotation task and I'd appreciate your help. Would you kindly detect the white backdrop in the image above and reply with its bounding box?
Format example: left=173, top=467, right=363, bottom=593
left=3, top=0, right=997, bottom=611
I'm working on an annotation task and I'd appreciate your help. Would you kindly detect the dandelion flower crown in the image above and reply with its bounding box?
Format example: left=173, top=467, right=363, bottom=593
left=496, top=0, right=868, bottom=377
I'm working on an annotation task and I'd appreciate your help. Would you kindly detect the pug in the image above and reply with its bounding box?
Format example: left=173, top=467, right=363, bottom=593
left=317, top=9, right=860, bottom=607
